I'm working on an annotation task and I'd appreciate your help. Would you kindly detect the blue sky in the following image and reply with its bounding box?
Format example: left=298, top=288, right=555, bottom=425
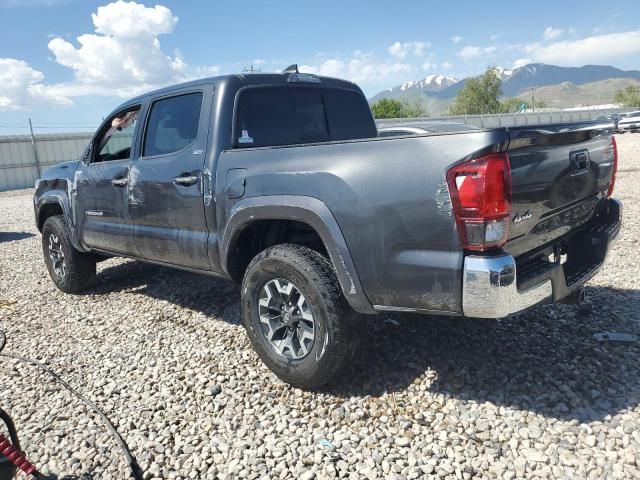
left=1, top=0, right=639, bottom=133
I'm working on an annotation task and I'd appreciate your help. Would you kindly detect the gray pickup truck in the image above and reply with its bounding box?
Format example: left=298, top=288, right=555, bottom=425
left=34, top=67, right=622, bottom=388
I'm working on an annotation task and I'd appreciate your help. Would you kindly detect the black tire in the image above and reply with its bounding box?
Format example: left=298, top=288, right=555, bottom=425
left=241, top=244, right=359, bottom=389
left=42, top=215, right=96, bottom=293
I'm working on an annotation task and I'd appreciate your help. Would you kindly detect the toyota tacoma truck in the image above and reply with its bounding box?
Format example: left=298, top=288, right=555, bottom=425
left=34, top=66, right=622, bottom=388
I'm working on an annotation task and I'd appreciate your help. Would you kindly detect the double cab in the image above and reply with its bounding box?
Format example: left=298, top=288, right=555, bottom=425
left=34, top=67, right=622, bottom=388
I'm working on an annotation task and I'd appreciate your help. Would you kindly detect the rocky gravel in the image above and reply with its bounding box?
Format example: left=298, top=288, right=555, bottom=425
left=1, top=135, right=639, bottom=479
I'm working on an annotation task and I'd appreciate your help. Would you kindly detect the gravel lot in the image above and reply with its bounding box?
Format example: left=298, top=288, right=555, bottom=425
left=1, top=134, right=639, bottom=480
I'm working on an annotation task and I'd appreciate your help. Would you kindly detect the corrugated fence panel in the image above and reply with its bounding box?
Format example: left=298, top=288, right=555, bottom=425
left=0, top=133, right=92, bottom=191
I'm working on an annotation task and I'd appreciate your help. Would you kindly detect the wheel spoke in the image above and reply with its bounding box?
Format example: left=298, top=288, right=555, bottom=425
left=258, top=278, right=315, bottom=360
left=276, top=329, right=295, bottom=356
left=47, top=233, right=66, bottom=278
left=298, top=320, right=314, bottom=340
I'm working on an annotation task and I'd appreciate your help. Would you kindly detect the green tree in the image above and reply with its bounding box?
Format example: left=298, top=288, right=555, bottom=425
left=370, top=98, right=426, bottom=119
left=500, top=97, right=546, bottom=113
left=614, top=86, right=640, bottom=107
left=500, top=97, right=526, bottom=113
left=451, top=68, right=503, bottom=115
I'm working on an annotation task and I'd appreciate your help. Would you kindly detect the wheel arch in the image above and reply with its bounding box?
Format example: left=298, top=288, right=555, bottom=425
left=35, top=189, right=86, bottom=252
left=37, top=201, right=64, bottom=231
left=221, top=195, right=375, bottom=314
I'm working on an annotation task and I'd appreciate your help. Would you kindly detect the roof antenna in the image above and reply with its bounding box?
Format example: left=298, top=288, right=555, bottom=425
left=283, top=64, right=299, bottom=74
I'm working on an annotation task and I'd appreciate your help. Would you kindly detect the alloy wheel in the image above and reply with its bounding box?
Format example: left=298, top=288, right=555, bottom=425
left=257, top=278, right=315, bottom=360
left=48, top=233, right=66, bottom=279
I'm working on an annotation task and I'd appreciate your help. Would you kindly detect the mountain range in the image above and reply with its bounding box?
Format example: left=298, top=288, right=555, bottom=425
left=370, top=63, right=640, bottom=110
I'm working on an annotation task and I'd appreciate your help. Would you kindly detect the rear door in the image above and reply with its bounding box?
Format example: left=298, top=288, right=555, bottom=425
left=128, top=87, right=213, bottom=269
left=505, top=123, right=616, bottom=257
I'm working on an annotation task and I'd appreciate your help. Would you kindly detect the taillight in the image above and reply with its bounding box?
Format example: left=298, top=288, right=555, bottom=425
left=447, top=152, right=512, bottom=251
left=607, top=136, right=617, bottom=197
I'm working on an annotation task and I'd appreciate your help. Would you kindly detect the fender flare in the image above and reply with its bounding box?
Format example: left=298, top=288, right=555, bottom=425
left=35, top=188, right=86, bottom=252
left=221, top=195, right=375, bottom=314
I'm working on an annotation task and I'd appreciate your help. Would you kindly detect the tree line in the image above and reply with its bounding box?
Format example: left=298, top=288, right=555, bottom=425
left=614, top=86, right=640, bottom=107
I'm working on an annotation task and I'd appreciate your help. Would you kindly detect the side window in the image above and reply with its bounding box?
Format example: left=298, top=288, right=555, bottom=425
left=234, top=87, right=375, bottom=148
left=95, top=106, right=140, bottom=163
left=323, top=89, right=377, bottom=140
left=236, top=88, right=298, bottom=148
left=235, top=87, right=329, bottom=148
left=293, top=90, right=329, bottom=143
left=143, top=92, right=203, bottom=157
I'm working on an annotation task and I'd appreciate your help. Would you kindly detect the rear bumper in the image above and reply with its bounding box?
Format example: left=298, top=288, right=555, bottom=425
left=462, top=198, right=622, bottom=318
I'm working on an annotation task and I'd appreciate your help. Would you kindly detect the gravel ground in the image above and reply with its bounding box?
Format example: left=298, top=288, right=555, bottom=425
left=1, top=135, right=639, bottom=480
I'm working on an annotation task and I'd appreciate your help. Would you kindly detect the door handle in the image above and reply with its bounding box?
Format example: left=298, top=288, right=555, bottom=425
left=111, top=177, right=128, bottom=187
left=174, top=174, right=200, bottom=186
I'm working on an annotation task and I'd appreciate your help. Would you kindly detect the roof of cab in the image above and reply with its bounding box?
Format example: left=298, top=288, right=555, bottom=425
left=117, top=72, right=362, bottom=111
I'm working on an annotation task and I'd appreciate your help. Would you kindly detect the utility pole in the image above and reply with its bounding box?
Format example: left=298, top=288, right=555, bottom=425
left=243, top=65, right=262, bottom=73
left=28, top=118, right=42, bottom=177
left=530, top=87, right=535, bottom=113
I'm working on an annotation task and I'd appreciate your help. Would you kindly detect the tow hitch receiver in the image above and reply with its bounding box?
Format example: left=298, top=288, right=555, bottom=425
left=561, top=287, right=586, bottom=306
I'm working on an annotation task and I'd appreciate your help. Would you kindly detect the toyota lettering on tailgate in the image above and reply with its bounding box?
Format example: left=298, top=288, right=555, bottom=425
left=531, top=198, right=599, bottom=234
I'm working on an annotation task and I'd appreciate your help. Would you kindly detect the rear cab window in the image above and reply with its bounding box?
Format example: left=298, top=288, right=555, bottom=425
left=234, top=86, right=376, bottom=148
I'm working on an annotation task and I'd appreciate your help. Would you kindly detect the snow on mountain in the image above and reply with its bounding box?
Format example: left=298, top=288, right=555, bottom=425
left=492, top=66, right=513, bottom=81
left=397, top=75, right=458, bottom=92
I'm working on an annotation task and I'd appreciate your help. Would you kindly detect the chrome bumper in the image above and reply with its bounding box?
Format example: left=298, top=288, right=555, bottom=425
left=462, top=198, right=622, bottom=319
left=462, top=254, right=552, bottom=318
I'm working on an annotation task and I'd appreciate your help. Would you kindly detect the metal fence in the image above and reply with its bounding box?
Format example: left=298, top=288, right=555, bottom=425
left=375, top=107, right=638, bottom=129
left=0, top=132, right=92, bottom=191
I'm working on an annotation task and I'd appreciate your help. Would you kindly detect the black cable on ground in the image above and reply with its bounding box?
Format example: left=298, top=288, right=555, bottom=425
left=0, top=350, right=144, bottom=480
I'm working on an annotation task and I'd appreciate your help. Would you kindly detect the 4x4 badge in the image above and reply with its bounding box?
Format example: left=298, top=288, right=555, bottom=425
left=513, top=210, right=533, bottom=224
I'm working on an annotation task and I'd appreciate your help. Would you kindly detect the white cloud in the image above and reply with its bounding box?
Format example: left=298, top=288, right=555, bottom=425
left=490, top=34, right=500, bottom=41
left=421, top=62, right=436, bottom=72
left=0, top=58, right=71, bottom=110
left=47, top=0, right=192, bottom=97
left=512, top=58, right=533, bottom=69
left=388, top=41, right=430, bottom=59
left=543, top=27, right=564, bottom=41
left=441, top=61, right=454, bottom=70
left=457, top=45, right=497, bottom=60
left=413, top=41, right=429, bottom=57
left=524, top=30, right=640, bottom=65
left=301, top=52, right=413, bottom=86
left=451, top=36, right=463, bottom=44
left=1, top=1, right=224, bottom=109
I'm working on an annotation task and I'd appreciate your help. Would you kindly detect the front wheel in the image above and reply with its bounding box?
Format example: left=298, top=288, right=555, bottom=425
left=42, top=215, right=96, bottom=293
left=241, top=244, right=359, bottom=389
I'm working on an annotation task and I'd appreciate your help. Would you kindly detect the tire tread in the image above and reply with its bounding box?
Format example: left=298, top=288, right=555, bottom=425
left=242, top=243, right=358, bottom=389
left=42, top=215, right=96, bottom=293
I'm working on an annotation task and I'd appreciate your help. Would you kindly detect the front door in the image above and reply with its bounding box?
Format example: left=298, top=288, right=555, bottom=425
left=128, top=88, right=212, bottom=269
left=74, top=104, right=142, bottom=255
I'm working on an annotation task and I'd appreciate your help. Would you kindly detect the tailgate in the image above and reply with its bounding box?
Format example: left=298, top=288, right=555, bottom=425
left=504, top=123, right=615, bottom=257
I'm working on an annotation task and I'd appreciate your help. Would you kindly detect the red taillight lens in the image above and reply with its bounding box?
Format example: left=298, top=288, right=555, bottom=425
left=607, top=136, right=617, bottom=197
left=447, top=152, right=512, bottom=251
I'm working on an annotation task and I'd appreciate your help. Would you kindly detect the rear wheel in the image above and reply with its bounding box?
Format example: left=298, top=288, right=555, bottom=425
left=241, top=244, right=358, bottom=389
left=42, top=215, right=96, bottom=293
